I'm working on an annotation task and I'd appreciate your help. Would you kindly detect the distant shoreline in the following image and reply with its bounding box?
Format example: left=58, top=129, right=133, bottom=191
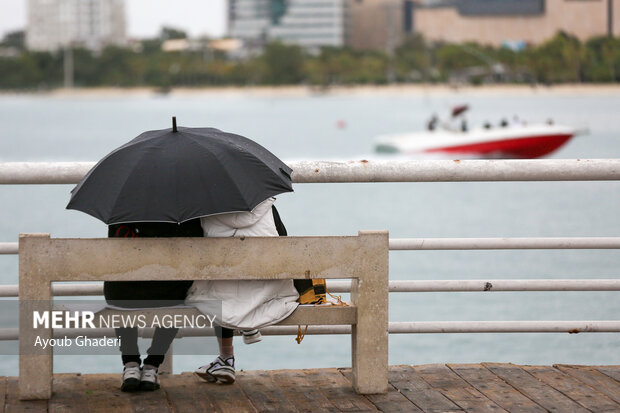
left=2, top=83, right=620, bottom=97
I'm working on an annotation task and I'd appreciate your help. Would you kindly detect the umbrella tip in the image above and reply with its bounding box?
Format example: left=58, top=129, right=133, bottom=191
left=172, top=116, right=177, bottom=132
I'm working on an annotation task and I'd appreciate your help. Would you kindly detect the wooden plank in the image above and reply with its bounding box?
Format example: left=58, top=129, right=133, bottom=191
left=270, top=369, right=339, bottom=413
left=448, top=364, right=546, bottom=413
left=387, top=365, right=462, bottom=412
left=160, top=372, right=217, bottom=413
left=483, top=363, right=589, bottom=413
left=236, top=370, right=298, bottom=413
left=125, top=377, right=172, bottom=413
left=595, top=365, right=620, bottom=384
left=4, top=377, right=48, bottom=413
left=49, top=373, right=88, bottom=413
left=190, top=372, right=257, bottom=413
left=303, top=368, right=378, bottom=412
left=340, top=369, right=422, bottom=413
left=0, top=377, right=6, bottom=413
left=82, top=374, right=135, bottom=413
left=523, top=366, right=620, bottom=412
left=555, top=365, right=620, bottom=404
left=414, top=364, right=507, bottom=412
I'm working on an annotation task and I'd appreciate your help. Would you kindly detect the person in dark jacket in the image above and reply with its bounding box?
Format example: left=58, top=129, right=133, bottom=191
left=106, top=220, right=203, bottom=392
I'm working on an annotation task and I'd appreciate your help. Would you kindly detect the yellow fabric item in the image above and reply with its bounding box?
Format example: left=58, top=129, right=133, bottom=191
left=296, top=279, right=327, bottom=305
left=295, top=282, right=349, bottom=344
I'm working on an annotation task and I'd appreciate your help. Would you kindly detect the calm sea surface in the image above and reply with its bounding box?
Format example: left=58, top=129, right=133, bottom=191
left=0, top=89, right=619, bottom=376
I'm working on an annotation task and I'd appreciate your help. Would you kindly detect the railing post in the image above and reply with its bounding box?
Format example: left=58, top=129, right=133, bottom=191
left=19, top=234, right=53, bottom=400
left=351, top=231, right=389, bottom=394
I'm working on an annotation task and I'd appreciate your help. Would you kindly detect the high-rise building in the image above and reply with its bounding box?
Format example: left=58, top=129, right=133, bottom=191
left=228, top=0, right=272, bottom=41
left=228, top=0, right=347, bottom=52
left=26, top=0, right=126, bottom=52
left=268, top=0, right=347, bottom=50
left=348, top=0, right=412, bottom=52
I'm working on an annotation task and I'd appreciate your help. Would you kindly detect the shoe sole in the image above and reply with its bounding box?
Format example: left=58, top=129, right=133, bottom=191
left=243, top=336, right=262, bottom=345
left=213, top=372, right=235, bottom=384
left=194, top=370, right=235, bottom=384
left=195, top=371, right=217, bottom=383
left=121, top=378, right=141, bottom=392
left=140, top=381, right=160, bottom=391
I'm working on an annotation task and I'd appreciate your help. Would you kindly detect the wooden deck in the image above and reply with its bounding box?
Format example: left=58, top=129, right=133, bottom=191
left=3, top=364, right=620, bottom=412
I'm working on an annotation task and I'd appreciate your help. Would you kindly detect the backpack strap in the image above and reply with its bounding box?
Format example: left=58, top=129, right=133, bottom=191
left=271, top=205, right=287, bottom=236
left=109, top=224, right=138, bottom=238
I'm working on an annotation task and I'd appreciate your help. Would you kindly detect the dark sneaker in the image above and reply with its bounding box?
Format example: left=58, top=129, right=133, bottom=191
left=195, top=356, right=235, bottom=384
left=140, top=368, right=160, bottom=391
left=121, top=365, right=141, bottom=392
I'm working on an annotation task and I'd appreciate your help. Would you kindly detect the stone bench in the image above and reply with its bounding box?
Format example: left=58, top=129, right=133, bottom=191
left=18, top=231, right=389, bottom=399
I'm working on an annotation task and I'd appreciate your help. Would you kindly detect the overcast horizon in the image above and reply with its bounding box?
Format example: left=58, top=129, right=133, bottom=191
left=0, top=0, right=227, bottom=39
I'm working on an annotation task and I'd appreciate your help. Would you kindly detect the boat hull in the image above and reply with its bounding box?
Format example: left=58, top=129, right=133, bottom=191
left=374, top=125, right=576, bottom=159
left=424, top=133, right=574, bottom=159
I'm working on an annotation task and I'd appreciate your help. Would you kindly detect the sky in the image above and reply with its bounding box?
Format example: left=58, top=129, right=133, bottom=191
left=0, top=0, right=227, bottom=39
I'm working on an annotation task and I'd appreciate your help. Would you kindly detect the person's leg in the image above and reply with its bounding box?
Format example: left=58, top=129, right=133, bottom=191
left=115, top=327, right=141, bottom=392
left=143, top=327, right=178, bottom=369
left=116, top=327, right=140, bottom=365
left=217, top=326, right=234, bottom=358
left=139, top=327, right=178, bottom=391
left=195, top=326, right=236, bottom=384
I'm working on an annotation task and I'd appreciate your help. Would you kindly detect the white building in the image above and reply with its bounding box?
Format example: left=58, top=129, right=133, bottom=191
left=228, top=0, right=272, bottom=41
left=229, top=0, right=347, bottom=53
left=269, top=0, right=346, bottom=50
left=26, top=0, right=126, bottom=52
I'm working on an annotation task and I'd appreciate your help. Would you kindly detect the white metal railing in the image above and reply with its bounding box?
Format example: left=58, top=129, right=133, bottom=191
left=0, top=160, right=618, bottom=336
left=390, top=237, right=620, bottom=249
left=0, top=243, right=17, bottom=254
left=2, top=320, right=620, bottom=342
left=3, top=279, right=620, bottom=298
left=4, top=237, right=620, bottom=255
left=1, top=159, right=620, bottom=184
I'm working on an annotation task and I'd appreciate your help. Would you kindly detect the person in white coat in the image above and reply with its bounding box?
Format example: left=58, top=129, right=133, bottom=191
left=186, top=196, right=299, bottom=383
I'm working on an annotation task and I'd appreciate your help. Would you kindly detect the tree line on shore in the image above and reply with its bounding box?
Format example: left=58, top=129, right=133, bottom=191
left=0, top=30, right=618, bottom=90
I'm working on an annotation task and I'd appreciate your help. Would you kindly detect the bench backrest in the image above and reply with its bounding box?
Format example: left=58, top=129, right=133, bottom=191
left=18, top=231, right=389, bottom=399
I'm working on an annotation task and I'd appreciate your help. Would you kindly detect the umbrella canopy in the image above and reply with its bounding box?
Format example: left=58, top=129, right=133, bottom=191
left=67, top=120, right=293, bottom=224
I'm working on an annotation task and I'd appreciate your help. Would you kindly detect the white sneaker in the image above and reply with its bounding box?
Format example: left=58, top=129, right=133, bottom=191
left=195, top=356, right=235, bottom=384
left=120, top=365, right=141, bottom=392
left=140, top=367, right=160, bottom=391
left=242, top=329, right=262, bottom=344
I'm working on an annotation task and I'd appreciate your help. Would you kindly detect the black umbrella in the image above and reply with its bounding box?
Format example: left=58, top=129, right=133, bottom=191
left=67, top=118, right=293, bottom=224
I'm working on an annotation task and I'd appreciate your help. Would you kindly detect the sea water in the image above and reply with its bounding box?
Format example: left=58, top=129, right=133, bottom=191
left=0, top=89, right=619, bottom=376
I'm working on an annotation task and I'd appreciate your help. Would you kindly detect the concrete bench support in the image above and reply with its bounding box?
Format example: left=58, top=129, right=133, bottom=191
left=18, top=231, right=389, bottom=399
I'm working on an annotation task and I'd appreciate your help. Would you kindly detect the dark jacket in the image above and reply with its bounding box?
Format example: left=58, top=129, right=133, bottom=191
left=104, top=207, right=302, bottom=306
left=104, top=220, right=203, bottom=307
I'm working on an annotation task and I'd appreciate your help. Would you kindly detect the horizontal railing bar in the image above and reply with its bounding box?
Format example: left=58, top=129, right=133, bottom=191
left=389, top=237, right=620, bottom=250
left=1, top=159, right=620, bottom=184
left=2, top=279, right=620, bottom=297
left=292, top=160, right=620, bottom=183
left=1, top=320, right=620, bottom=341
left=0, top=326, right=353, bottom=341
left=0, top=243, right=17, bottom=254
left=0, top=284, right=105, bottom=297
left=388, top=321, right=620, bottom=333
left=0, top=285, right=18, bottom=297
left=327, top=279, right=620, bottom=292
left=3, top=237, right=619, bottom=256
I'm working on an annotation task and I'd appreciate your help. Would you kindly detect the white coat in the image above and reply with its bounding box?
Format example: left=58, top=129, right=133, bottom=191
left=185, top=197, right=299, bottom=330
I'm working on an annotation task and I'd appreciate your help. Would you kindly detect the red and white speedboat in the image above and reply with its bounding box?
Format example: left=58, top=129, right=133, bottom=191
left=374, top=107, right=581, bottom=159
